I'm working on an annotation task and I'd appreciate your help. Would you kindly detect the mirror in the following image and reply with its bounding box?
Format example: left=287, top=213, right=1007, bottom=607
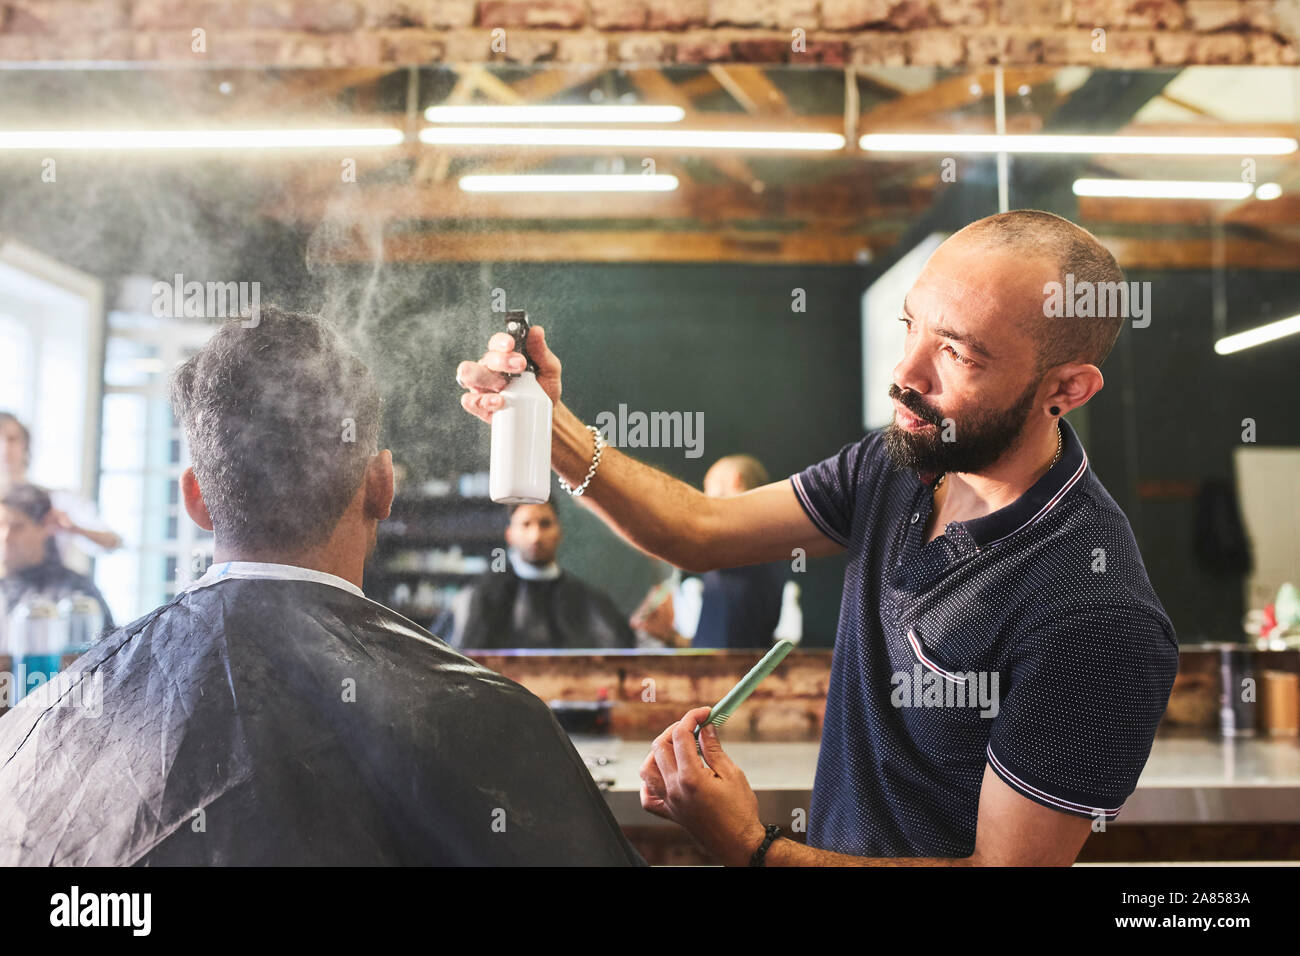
left=2, top=64, right=1296, bottom=652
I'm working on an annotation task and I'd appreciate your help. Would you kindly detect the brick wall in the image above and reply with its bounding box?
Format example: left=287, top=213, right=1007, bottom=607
left=466, top=647, right=1300, bottom=740
left=0, top=0, right=1294, bottom=66
left=467, top=650, right=833, bottom=739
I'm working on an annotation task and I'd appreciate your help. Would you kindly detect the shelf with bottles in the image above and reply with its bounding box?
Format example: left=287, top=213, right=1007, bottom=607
left=375, top=569, right=484, bottom=582
left=377, top=544, right=496, bottom=577
left=383, top=579, right=464, bottom=626
left=393, top=471, right=498, bottom=503
left=0, top=591, right=108, bottom=708
left=376, top=525, right=506, bottom=546
left=379, top=480, right=506, bottom=542
left=386, top=472, right=511, bottom=510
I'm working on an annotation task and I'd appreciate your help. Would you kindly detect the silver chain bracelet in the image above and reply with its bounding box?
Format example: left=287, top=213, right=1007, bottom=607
left=558, top=424, right=605, bottom=497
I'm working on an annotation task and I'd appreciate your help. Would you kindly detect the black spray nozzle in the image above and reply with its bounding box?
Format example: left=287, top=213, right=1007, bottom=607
left=504, top=309, right=538, bottom=374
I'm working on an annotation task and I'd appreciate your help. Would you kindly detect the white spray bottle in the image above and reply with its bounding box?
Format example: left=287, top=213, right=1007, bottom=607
left=489, top=309, right=553, bottom=504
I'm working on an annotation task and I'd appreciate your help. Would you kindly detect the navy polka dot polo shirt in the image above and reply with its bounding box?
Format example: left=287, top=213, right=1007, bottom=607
left=789, top=417, right=1179, bottom=858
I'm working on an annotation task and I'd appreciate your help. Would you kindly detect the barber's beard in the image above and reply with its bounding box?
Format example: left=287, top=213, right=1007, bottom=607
left=883, top=379, right=1040, bottom=476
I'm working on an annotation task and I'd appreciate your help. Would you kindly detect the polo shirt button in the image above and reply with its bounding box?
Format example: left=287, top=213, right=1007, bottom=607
left=910, top=513, right=919, bottom=524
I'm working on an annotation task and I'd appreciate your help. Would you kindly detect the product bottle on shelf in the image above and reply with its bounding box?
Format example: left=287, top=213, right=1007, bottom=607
left=9, top=594, right=64, bottom=702
left=59, top=593, right=104, bottom=658
left=774, top=581, right=803, bottom=645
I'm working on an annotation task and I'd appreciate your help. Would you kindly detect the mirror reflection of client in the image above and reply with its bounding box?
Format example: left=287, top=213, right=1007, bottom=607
left=458, top=211, right=1178, bottom=867
left=631, top=455, right=787, bottom=649
left=0, top=307, right=642, bottom=866
left=437, top=501, right=636, bottom=651
left=0, top=483, right=114, bottom=627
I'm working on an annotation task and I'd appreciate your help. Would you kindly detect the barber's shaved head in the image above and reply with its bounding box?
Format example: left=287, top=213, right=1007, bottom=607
left=704, top=455, right=769, bottom=497
left=956, top=209, right=1125, bottom=372
left=884, top=210, right=1116, bottom=477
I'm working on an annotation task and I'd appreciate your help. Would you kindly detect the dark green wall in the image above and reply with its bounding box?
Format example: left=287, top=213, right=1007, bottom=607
left=1081, top=267, right=1300, bottom=644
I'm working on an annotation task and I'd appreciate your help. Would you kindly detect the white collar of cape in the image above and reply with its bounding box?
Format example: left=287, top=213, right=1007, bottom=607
left=507, top=548, right=561, bottom=581
left=185, top=560, right=365, bottom=599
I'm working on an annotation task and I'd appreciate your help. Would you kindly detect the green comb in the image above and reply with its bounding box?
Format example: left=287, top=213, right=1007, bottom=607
left=694, top=640, right=795, bottom=737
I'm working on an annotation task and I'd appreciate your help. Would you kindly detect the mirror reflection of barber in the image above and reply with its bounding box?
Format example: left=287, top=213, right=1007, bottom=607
left=631, top=455, right=793, bottom=650
left=0, top=412, right=123, bottom=574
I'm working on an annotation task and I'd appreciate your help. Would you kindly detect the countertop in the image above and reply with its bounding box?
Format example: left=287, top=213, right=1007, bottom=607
left=571, top=734, right=1300, bottom=827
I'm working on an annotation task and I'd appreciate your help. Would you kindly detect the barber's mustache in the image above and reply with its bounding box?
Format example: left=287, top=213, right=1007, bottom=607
left=888, top=384, right=943, bottom=426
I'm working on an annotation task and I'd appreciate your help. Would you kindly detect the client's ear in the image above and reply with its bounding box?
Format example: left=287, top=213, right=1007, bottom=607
left=364, top=450, right=395, bottom=522
left=181, top=467, right=214, bottom=532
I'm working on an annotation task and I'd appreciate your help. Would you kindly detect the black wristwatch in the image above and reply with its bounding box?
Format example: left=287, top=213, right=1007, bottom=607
left=748, top=824, right=783, bottom=867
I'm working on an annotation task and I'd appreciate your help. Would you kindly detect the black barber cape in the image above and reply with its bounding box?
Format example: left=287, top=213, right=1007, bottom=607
left=0, top=577, right=644, bottom=865
left=449, top=564, right=636, bottom=651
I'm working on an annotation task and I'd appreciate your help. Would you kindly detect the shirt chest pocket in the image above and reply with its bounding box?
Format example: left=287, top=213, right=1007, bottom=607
left=903, top=626, right=989, bottom=682
left=897, top=625, right=1003, bottom=715
left=894, top=626, right=1002, bottom=761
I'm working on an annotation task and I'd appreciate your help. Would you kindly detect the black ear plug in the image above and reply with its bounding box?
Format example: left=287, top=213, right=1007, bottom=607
left=1050, top=406, right=1060, bottom=416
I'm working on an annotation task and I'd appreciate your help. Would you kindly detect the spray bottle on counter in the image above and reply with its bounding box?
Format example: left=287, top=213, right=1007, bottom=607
left=489, top=309, right=553, bottom=504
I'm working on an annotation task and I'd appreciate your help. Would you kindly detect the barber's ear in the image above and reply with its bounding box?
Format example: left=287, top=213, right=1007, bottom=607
left=180, top=467, right=214, bottom=532
left=365, top=450, right=395, bottom=522
left=1048, top=364, right=1104, bottom=414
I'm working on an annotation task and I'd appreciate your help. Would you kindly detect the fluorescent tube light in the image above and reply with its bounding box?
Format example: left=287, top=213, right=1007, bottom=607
left=0, top=128, right=405, bottom=149
left=458, top=173, right=680, bottom=192
left=1073, top=178, right=1254, bottom=200
left=426, top=105, right=686, bottom=123
left=859, top=134, right=1297, bottom=156
left=1215, top=313, right=1300, bottom=354
left=421, top=128, right=846, bottom=150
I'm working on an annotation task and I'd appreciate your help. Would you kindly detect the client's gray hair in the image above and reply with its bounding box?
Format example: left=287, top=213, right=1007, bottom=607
left=169, top=306, right=382, bottom=553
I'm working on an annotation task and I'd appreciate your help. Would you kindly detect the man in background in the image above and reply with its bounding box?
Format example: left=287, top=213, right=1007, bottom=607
left=631, top=455, right=788, bottom=649
left=0, top=307, right=641, bottom=866
left=0, top=483, right=114, bottom=628
left=0, top=412, right=122, bottom=573
left=438, top=500, right=636, bottom=650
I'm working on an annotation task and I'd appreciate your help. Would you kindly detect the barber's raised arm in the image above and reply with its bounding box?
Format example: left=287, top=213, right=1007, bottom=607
left=457, top=326, right=843, bottom=574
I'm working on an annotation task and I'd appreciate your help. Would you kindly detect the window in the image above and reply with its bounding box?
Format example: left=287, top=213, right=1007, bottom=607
left=94, top=304, right=215, bottom=622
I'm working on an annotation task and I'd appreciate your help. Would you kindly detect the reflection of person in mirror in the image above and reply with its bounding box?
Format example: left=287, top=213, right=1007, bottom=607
left=0, top=483, right=115, bottom=628
left=435, top=500, right=636, bottom=651
left=457, top=210, right=1178, bottom=867
left=0, top=411, right=122, bottom=574
left=630, top=454, right=788, bottom=650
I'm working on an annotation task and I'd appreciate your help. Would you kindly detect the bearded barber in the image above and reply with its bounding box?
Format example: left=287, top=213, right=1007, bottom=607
left=456, top=210, right=1178, bottom=866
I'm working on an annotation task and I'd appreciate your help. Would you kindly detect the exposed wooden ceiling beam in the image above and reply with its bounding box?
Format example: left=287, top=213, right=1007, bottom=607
left=628, top=69, right=764, bottom=190
left=859, top=68, right=1056, bottom=130
left=266, top=181, right=927, bottom=225
left=708, top=65, right=792, bottom=117
left=676, top=72, right=724, bottom=101
left=509, top=65, right=606, bottom=102
left=463, top=66, right=526, bottom=105
left=1103, top=235, right=1300, bottom=269
left=418, top=66, right=615, bottom=183
left=304, top=229, right=1300, bottom=267
left=311, top=229, right=885, bottom=264
left=1079, top=195, right=1300, bottom=228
